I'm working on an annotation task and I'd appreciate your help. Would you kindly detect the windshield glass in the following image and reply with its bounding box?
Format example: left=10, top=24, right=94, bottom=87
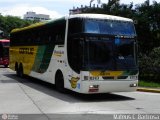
left=83, top=36, right=137, bottom=70
left=67, top=18, right=137, bottom=73
left=84, top=20, right=136, bottom=36
left=115, top=38, right=137, bottom=70
left=83, top=37, right=113, bottom=70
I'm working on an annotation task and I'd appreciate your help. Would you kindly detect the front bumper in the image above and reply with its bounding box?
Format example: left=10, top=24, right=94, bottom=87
left=79, top=80, right=138, bottom=94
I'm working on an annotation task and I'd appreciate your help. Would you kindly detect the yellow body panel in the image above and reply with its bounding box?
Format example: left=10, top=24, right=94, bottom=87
left=9, top=46, right=38, bottom=75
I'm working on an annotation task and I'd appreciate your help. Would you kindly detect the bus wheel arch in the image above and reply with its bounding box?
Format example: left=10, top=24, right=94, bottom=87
left=55, top=70, right=65, bottom=93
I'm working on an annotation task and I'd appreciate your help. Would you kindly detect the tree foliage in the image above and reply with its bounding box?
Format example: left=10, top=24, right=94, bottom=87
left=139, top=47, right=160, bottom=81
left=0, top=15, right=35, bottom=38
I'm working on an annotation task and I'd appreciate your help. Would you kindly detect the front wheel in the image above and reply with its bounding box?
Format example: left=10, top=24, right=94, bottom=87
left=55, top=71, right=65, bottom=93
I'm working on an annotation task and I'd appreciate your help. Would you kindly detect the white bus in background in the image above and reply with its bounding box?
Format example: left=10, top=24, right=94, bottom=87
left=10, top=14, right=138, bottom=94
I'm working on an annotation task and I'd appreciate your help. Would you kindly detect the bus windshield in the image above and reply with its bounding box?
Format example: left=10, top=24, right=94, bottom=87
left=84, top=19, right=136, bottom=36
left=67, top=18, right=138, bottom=73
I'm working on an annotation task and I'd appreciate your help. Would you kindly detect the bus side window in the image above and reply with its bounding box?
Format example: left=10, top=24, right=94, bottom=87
left=10, top=33, right=16, bottom=46
left=44, top=29, right=51, bottom=44
left=54, top=21, right=66, bottom=45
left=18, top=33, right=23, bottom=45
left=50, top=32, right=56, bottom=44
left=55, top=34, right=64, bottom=45
left=47, top=26, right=55, bottom=44
left=21, top=31, right=30, bottom=46
left=27, top=31, right=33, bottom=45
left=0, top=42, right=4, bottom=57
left=48, top=36, right=52, bottom=43
left=36, top=33, right=41, bottom=44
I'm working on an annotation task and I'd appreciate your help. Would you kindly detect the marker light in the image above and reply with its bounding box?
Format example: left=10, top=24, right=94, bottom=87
left=88, top=85, right=99, bottom=92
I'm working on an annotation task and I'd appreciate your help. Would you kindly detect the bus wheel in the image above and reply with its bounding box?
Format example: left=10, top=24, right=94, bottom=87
left=15, top=63, right=19, bottom=76
left=55, top=71, right=65, bottom=93
left=18, top=64, right=24, bottom=78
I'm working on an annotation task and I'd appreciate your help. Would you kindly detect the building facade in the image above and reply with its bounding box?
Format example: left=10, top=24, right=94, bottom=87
left=24, top=12, right=50, bottom=21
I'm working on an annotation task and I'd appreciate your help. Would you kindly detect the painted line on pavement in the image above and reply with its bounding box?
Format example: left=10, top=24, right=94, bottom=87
left=137, top=88, right=160, bottom=93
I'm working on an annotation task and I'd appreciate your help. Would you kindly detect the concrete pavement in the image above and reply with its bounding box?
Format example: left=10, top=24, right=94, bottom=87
left=0, top=68, right=160, bottom=116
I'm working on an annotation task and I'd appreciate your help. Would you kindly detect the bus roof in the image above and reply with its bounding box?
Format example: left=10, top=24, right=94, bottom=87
left=11, top=22, right=45, bottom=33
left=11, top=17, right=65, bottom=33
left=67, top=14, right=133, bottom=22
left=11, top=14, right=133, bottom=33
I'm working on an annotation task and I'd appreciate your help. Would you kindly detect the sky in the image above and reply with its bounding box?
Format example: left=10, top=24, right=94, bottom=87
left=0, top=0, right=160, bottom=19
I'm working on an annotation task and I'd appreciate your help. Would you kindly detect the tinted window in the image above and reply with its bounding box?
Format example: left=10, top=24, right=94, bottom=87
left=10, top=19, right=66, bottom=46
left=84, top=20, right=136, bottom=36
left=68, top=18, right=83, bottom=35
left=0, top=42, right=4, bottom=57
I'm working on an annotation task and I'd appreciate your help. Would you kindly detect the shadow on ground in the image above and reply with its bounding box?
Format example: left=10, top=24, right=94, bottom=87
left=4, top=73, right=135, bottom=103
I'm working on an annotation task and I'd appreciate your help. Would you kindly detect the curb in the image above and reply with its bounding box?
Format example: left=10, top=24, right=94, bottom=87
left=137, top=88, right=160, bottom=93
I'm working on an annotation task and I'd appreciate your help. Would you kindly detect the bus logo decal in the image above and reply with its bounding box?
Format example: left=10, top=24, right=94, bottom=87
left=69, top=77, right=80, bottom=89
left=19, top=48, right=34, bottom=55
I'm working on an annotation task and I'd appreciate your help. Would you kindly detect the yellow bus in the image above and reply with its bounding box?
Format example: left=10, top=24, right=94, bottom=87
left=10, top=14, right=138, bottom=93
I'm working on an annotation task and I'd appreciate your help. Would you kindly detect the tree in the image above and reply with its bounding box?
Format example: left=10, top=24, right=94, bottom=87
left=0, top=15, right=35, bottom=38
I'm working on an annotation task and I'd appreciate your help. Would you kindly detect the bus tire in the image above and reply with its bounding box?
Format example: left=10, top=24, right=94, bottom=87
left=15, top=63, right=19, bottom=76
left=18, top=63, right=24, bottom=78
left=55, top=71, right=65, bottom=93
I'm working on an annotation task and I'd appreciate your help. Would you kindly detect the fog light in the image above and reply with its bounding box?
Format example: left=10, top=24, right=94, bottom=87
left=89, top=85, right=99, bottom=92
left=130, top=83, right=137, bottom=87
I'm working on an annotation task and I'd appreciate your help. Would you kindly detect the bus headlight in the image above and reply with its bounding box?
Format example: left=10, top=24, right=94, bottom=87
left=130, top=83, right=137, bottom=87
